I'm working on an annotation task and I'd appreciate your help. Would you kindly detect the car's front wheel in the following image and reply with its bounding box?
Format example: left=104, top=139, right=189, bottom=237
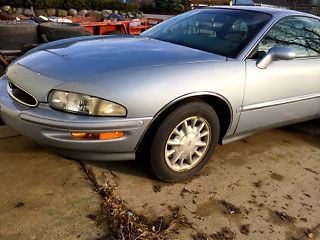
left=150, top=101, right=220, bottom=182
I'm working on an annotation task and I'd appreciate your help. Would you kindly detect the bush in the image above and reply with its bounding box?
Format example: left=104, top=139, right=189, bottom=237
left=181, top=0, right=191, bottom=11
left=154, top=0, right=186, bottom=14
left=140, top=2, right=155, bottom=13
left=64, top=0, right=91, bottom=10
left=0, top=0, right=28, bottom=7
left=90, top=0, right=138, bottom=11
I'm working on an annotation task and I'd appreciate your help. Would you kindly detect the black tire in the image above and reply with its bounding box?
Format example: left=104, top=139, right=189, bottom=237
left=0, top=20, right=39, bottom=50
left=39, top=22, right=88, bottom=42
left=150, top=101, right=220, bottom=182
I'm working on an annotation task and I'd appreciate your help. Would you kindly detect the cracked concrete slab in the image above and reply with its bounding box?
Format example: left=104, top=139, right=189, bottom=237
left=0, top=126, right=110, bottom=240
left=84, top=126, right=320, bottom=240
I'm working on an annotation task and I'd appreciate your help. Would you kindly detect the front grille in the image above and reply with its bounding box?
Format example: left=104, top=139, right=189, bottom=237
left=7, top=82, right=38, bottom=107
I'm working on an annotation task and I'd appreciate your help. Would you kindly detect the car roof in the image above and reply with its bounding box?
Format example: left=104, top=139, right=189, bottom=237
left=200, top=5, right=319, bottom=19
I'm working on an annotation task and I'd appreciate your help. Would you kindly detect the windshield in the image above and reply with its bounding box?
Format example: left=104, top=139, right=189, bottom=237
left=141, top=9, right=272, bottom=58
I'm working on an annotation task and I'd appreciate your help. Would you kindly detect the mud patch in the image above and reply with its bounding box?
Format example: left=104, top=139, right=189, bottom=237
left=274, top=211, right=296, bottom=224
left=212, top=227, right=235, bottom=240
left=253, top=180, right=262, bottom=188
left=192, top=232, right=211, bottom=240
left=153, top=184, right=162, bottom=193
left=268, top=210, right=310, bottom=240
left=196, top=199, right=243, bottom=226
left=270, top=173, right=284, bottom=181
left=180, top=187, right=200, bottom=198
left=304, top=229, right=315, bottom=239
left=240, top=224, right=250, bottom=235
left=86, top=213, right=98, bottom=221
left=269, top=209, right=298, bottom=230
left=196, top=199, right=223, bottom=217
left=288, top=224, right=320, bottom=240
left=14, top=201, right=24, bottom=208
left=222, top=153, right=246, bottom=166
left=220, top=200, right=241, bottom=215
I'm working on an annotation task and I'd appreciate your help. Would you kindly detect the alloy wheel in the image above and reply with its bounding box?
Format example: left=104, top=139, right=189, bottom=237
left=164, top=116, right=211, bottom=172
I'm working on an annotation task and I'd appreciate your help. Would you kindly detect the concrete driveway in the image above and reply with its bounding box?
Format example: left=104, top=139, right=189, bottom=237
left=0, top=120, right=319, bottom=240
left=0, top=126, right=110, bottom=240
left=84, top=122, right=320, bottom=240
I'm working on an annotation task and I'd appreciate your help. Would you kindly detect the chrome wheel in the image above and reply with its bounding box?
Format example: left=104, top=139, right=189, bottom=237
left=165, top=116, right=211, bottom=172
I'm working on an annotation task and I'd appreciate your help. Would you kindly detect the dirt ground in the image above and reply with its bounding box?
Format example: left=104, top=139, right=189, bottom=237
left=0, top=121, right=319, bottom=240
left=84, top=122, right=320, bottom=240
left=0, top=126, right=110, bottom=240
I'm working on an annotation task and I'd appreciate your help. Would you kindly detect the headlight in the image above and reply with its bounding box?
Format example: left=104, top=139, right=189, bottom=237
left=48, top=90, right=127, bottom=117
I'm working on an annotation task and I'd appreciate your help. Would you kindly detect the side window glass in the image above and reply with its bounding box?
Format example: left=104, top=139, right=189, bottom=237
left=257, top=17, right=320, bottom=58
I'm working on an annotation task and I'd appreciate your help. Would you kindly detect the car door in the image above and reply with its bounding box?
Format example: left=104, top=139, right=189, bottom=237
left=236, top=16, right=320, bottom=134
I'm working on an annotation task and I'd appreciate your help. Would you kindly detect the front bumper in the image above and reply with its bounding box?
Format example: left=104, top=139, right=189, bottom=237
left=0, top=77, right=152, bottom=161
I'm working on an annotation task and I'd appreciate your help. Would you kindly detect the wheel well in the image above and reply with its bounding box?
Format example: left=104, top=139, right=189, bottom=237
left=136, top=95, right=232, bottom=154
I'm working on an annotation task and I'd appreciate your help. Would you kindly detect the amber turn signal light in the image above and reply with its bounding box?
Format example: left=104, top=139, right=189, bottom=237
left=99, top=131, right=124, bottom=140
left=71, top=131, right=124, bottom=140
left=71, top=132, right=90, bottom=140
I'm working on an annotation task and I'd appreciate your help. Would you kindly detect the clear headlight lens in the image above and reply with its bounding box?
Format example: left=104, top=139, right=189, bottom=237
left=48, top=90, right=127, bottom=117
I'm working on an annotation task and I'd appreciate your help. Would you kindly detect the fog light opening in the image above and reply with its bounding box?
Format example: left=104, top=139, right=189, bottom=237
left=71, top=131, right=124, bottom=140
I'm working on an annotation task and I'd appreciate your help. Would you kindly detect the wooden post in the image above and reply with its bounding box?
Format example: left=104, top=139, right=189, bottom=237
left=0, top=52, right=9, bottom=67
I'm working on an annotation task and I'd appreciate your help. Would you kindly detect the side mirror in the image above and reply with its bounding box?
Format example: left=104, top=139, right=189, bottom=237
left=257, top=46, right=296, bottom=69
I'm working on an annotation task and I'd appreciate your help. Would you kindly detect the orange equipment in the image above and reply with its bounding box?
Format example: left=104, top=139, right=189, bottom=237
left=66, top=17, right=163, bottom=36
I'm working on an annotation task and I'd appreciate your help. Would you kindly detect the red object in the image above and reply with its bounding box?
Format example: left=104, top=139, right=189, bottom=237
left=65, top=17, right=163, bottom=35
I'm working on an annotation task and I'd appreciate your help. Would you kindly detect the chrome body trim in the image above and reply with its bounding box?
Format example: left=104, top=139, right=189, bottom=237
left=242, top=93, right=320, bottom=112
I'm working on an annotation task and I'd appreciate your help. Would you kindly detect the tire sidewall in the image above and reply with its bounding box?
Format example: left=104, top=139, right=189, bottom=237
left=0, top=21, right=39, bottom=50
left=39, top=22, right=86, bottom=41
left=150, top=101, right=220, bottom=182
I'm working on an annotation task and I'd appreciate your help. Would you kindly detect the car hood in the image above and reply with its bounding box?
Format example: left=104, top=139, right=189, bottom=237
left=7, top=35, right=226, bottom=102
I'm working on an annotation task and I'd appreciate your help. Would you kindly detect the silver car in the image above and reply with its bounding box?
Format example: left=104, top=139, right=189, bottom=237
left=0, top=6, right=319, bottom=182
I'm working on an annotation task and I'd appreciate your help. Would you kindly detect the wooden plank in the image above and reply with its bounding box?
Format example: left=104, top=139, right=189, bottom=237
left=0, top=52, right=9, bottom=67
